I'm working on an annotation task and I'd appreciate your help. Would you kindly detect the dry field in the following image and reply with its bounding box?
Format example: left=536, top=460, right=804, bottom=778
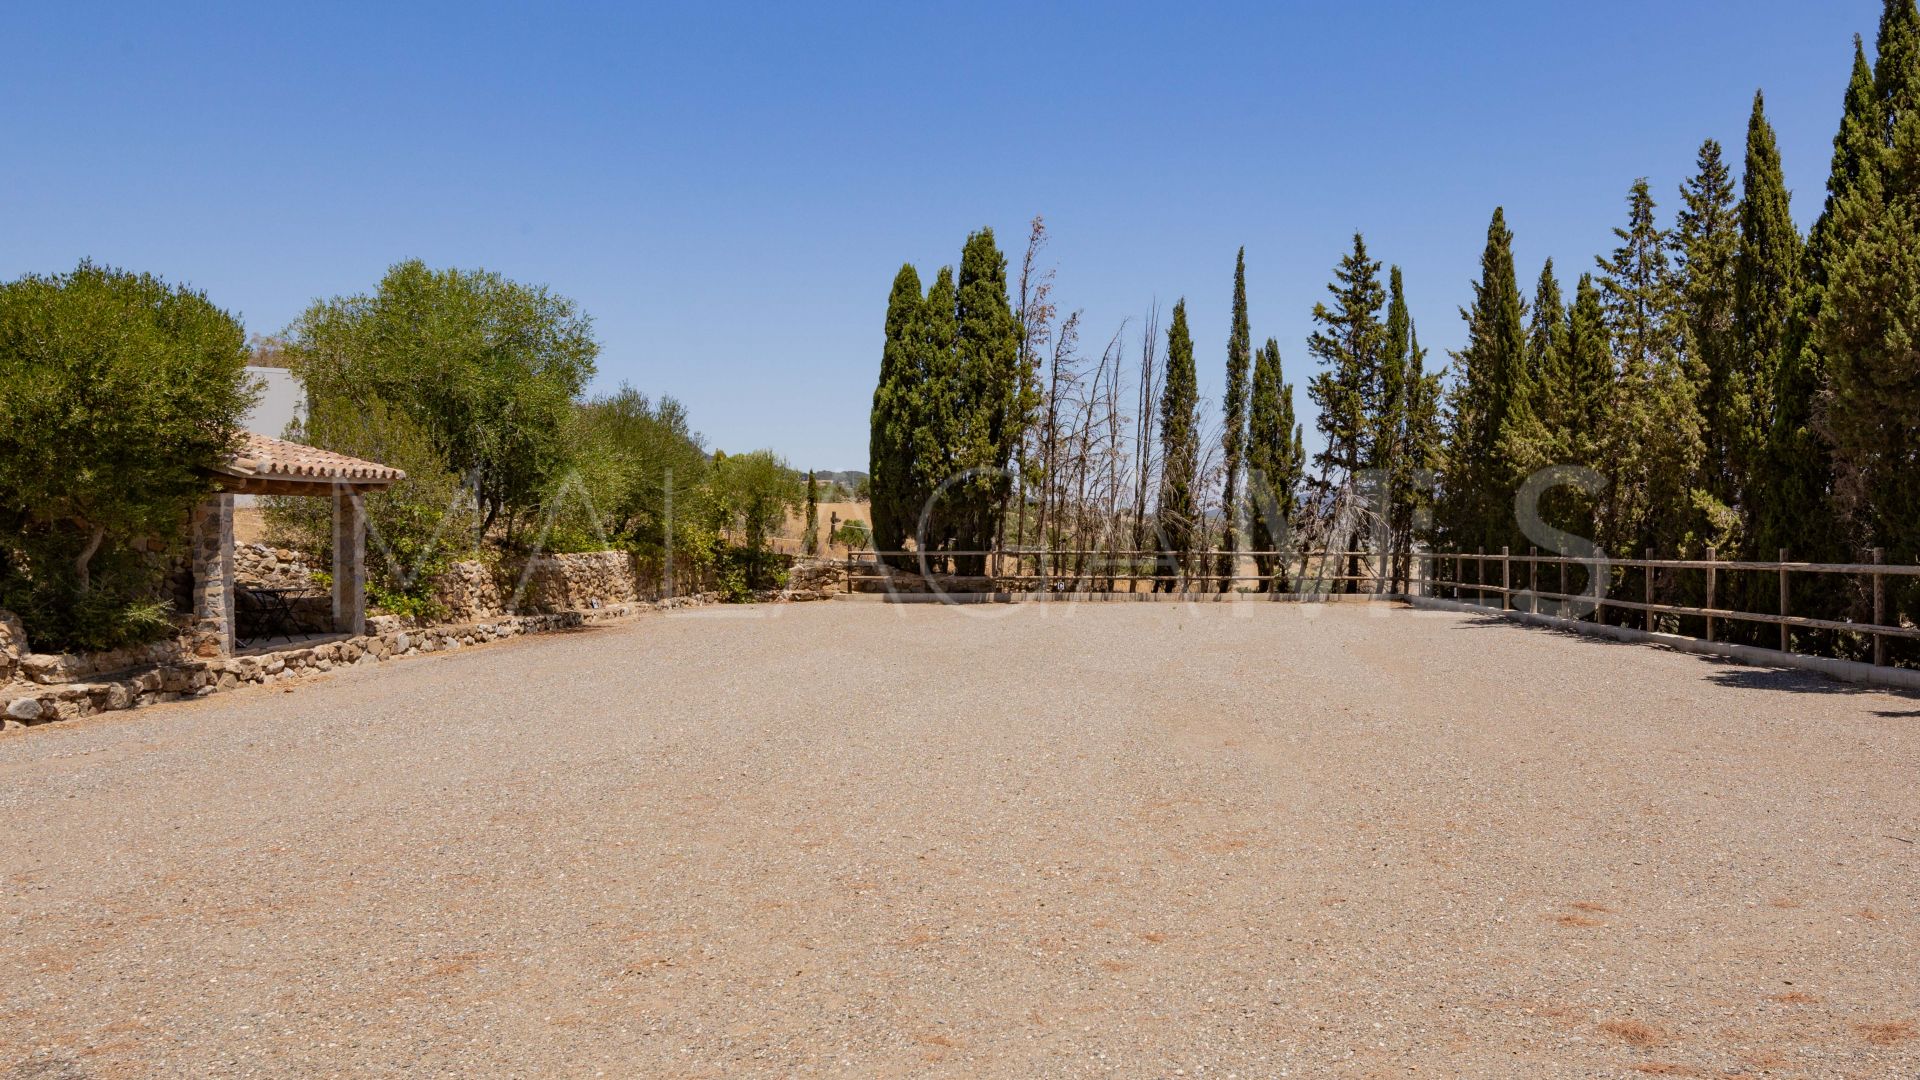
left=1, top=602, right=1916, bottom=1077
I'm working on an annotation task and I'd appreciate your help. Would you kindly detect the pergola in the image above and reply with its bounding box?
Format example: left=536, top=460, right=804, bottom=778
left=193, top=433, right=405, bottom=656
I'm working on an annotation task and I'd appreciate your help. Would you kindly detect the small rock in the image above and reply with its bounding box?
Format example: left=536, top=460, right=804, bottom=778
left=6, top=697, right=43, bottom=722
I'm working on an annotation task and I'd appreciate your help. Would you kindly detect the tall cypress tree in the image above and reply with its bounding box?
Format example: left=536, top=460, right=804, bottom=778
left=1595, top=179, right=1705, bottom=562
left=913, top=266, right=960, bottom=552
left=1156, top=300, right=1200, bottom=589
left=1674, top=139, right=1740, bottom=513
left=1761, top=36, right=1881, bottom=564
left=803, top=470, right=819, bottom=555
left=950, top=228, right=1022, bottom=573
left=1562, top=275, right=1613, bottom=465
left=1732, top=92, right=1803, bottom=534
left=870, top=264, right=925, bottom=565
left=1247, top=338, right=1301, bottom=590
left=1437, top=208, right=1528, bottom=552
left=1525, top=260, right=1570, bottom=434
left=1218, top=248, right=1252, bottom=591
left=1824, top=0, right=1920, bottom=563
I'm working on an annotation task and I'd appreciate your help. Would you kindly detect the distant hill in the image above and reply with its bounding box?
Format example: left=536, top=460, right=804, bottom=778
left=810, top=470, right=869, bottom=502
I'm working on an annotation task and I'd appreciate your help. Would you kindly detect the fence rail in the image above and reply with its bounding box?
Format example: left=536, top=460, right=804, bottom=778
left=837, top=545, right=1915, bottom=669
left=1424, top=546, right=1913, bottom=668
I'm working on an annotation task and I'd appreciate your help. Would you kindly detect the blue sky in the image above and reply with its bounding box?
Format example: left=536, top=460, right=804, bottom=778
left=0, top=2, right=1887, bottom=471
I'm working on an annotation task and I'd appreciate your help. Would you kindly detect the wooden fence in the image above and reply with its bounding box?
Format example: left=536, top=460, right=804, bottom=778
left=1424, top=547, right=1917, bottom=668
left=844, top=549, right=1399, bottom=595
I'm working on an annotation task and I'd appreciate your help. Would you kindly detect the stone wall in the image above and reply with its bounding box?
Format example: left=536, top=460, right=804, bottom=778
left=235, top=543, right=322, bottom=591
left=431, top=550, right=650, bottom=621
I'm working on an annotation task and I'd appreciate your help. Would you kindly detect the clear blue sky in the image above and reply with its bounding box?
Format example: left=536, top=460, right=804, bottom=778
left=1, top=2, right=1886, bottom=471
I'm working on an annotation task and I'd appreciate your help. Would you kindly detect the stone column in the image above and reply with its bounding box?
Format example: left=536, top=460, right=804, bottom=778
left=332, top=491, right=367, bottom=636
left=189, top=494, right=235, bottom=657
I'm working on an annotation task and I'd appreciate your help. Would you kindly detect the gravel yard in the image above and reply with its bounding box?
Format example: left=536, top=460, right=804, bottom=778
left=2, top=601, right=1917, bottom=1078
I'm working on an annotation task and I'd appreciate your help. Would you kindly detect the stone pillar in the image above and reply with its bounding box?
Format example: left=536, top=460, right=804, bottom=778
left=189, top=494, right=235, bottom=657
left=332, top=492, right=367, bottom=636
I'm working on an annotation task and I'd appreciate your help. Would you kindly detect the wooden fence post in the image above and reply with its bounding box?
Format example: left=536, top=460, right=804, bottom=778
left=1501, top=546, right=1511, bottom=611
left=1704, top=546, right=1717, bottom=643
left=1644, top=548, right=1655, bottom=632
left=1529, top=546, right=1539, bottom=614
left=1873, top=547, right=1886, bottom=667
left=1476, top=546, right=1484, bottom=606
left=1778, top=548, right=1791, bottom=654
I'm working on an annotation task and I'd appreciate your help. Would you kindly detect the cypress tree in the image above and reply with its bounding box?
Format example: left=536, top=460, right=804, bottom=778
left=913, top=266, right=960, bottom=553
left=1732, top=93, right=1803, bottom=529
left=1546, top=274, right=1614, bottom=546
left=1156, top=300, right=1199, bottom=590
left=1761, top=36, right=1880, bottom=564
left=1218, top=248, right=1252, bottom=591
left=950, top=228, right=1022, bottom=574
left=870, top=264, right=925, bottom=565
left=1595, top=179, right=1705, bottom=562
left=803, top=469, right=819, bottom=555
left=1673, top=139, right=1740, bottom=513
left=1247, top=337, right=1301, bottom=590
left=1823, top=0, right=1920, bottom=563
left=1525, top=260, right=1570, bottom=433
left=1375, top=266, right=1413, bottom=476
left=1437, top=209, right=1528, bottom=552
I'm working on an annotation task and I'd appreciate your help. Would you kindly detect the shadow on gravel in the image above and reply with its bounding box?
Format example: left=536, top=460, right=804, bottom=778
left=1446, top=611, right=1920, bottom=702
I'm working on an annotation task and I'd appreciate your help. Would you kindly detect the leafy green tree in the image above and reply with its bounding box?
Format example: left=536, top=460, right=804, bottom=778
left=572, top=385, right=710, bottom=560
left=0, top=262, right=255, bottom=649
left=1595, top=179, right=1710, bottom=563
left=708, top=450, right=803, bottom=589
left=286, top=260, right=598, bottom=546
left=1247, top=338, right=1303, bottom=590
left=869, top=264, right=925, bottom=565
left=1217, top=248, right=1253, bottom=591
left=267, top=395, right=478, bottom=620
left=1674, top=139, right=1742, bottom=509
left=912, top=266, right=961, bottom=553
left=1156, top=299, right=1200, bottom=589
left=831, top=518, right=872, bottom=552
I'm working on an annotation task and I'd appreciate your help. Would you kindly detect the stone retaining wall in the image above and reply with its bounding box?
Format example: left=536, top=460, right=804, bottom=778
left=1, top=594, right=719, bottom=730
left=433, top=550, right=649, bottom=621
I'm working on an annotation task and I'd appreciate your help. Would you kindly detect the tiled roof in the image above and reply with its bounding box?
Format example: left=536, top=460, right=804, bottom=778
left=216, top=432, right=407, bottom=485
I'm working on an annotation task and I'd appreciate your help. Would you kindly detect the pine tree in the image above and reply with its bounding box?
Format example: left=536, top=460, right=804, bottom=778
left=1595, top=179, right=1707, bottom=563
left=1156, top=299, right=1200, bottom=589
left=803, top=469, right=819, bottom=555
left=1217, top=248, right=1252, bottom=591
left=1732, top=93, right=1803, bottom=530
left=1381, top=268, right=1439, bottom=588
left=1540, top=275, right=1615, bottom=547
left=1307, top=233, right=1388, bottom=480
left=870, top=264, right=925, bottom=565
left=1437, top=209, right=1529, bottom=553
left=1247, top=337, right=1301, bottom=590
left=1673, top=139, right=1741, bottom=512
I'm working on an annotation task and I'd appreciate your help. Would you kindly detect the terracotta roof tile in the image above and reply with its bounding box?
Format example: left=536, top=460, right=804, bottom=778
left=217, top=432, right=407, bottom=485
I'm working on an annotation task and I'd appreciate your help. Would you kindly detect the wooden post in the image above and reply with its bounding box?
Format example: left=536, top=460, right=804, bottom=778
left=1644, top=548, right=1655, bottom=632
left=1476, top=546, right=1484, bottom=606
left=1704, top=546, right=1717, bottom=643
left=1778, top=548, right=1791, bottom=653
left=1873, top=547, right=1886, bottom=667
left=1529, top=546, right=1539, bottom=614
left=1501, top=546, right=1511, bottom=611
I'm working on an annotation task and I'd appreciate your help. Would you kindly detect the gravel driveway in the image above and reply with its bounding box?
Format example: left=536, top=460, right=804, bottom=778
left=2, top=601, right=1916, bottom=1078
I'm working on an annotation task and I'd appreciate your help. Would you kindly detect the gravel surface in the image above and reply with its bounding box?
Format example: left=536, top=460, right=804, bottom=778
left=2, top=601, right=1917, bottom=1078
